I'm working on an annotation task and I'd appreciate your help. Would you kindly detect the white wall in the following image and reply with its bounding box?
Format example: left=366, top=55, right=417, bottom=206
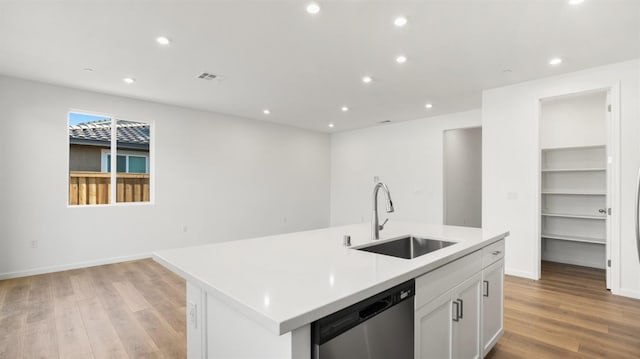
left=540, top=91, right=607, bottom=149
left=443, top=127, right=482, bottom=228
left=0, top=75, right=331, bottom=278
left=483, top=59, right=640, bottom=298
left=329, top=110, right=481, bottom=226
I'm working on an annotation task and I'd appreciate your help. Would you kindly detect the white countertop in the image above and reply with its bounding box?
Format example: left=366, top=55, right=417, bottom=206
left=153, top=221, right=508, bottom=335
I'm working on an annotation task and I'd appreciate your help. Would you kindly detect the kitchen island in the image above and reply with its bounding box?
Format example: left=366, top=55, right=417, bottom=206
left=154, top=221, right=509, bottom=359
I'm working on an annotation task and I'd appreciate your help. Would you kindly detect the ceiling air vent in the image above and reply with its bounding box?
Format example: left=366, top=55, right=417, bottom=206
left=198, top=72, right=218, bottom=80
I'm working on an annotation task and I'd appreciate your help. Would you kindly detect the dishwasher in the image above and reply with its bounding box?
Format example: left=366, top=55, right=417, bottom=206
left=311, top=279, right=415, bottom=359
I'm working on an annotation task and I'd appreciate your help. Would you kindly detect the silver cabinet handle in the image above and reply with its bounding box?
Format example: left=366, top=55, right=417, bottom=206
left=483, top=280, right=489, bottom=297
left=457, top=299, right=464, bottom=319
left=492, top=250, right=501, bottom=255
left=636, top=168, right=640, bottom=262
left=452, top=301, right=460, bottom=322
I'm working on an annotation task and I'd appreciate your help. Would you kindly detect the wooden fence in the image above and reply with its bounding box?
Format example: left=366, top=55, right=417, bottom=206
left=69, top=171, right=150, bottom=205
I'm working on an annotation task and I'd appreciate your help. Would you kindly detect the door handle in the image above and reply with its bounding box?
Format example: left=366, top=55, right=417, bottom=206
left=483, top=280, right=489, bottom=297
left=457, top=299, right=464, bottom=319
left=598, top=208, right=607, bottom=214
left=452, top=301, right=459, bottom=322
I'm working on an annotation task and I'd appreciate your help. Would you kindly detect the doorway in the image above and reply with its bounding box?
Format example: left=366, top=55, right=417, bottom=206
left=538, top=89, right=616, bottom=289
left=443, top=127, right=482, bottom=228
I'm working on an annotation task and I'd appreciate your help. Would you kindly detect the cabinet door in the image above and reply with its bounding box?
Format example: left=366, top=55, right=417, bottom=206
left=481, top=259, right=504, bottom=356
left=415, top=292, right=454, bottom=359
left=452, top=274, right=481, bottom=359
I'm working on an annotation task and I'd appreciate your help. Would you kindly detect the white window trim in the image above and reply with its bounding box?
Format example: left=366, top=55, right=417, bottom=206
left=67, top=112, right=155, bottom=207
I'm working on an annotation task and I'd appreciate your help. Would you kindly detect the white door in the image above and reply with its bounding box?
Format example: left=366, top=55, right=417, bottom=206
left=415, top=292, right=454, bottom=359
left=605, top=90, right=612, bottom=289
left=452, top=274, right=481, bottom=359
left=481, top=260, right=504, bottom=356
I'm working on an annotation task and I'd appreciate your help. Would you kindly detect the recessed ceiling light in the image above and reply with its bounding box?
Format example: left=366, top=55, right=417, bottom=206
left=263, top=109, right=271, bottom=115
left=328, top=123, right=335, bottom=128
left=156, top=36, right=171, bottom=45
left=425, top=103, right=433, bottom=109
left=362, top=76, right=372, bottom=84
left=341, top=106, right=349, bottom=112
left=394, top=16, right=407, bottom=27
left=123, top=77, right=135, bottom=84
left=396, top=55, right=407, bottom=64
left=568, top=0, right=584, bottom=5
left=549, top=57, right=563, bottom=66
left=306, top=2, right=320, bottom=14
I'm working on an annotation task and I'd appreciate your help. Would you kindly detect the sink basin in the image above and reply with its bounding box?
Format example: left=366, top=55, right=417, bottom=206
left=355, top=235, right=456, bottom=259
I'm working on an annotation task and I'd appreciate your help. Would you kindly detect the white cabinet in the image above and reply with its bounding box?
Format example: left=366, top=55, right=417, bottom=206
left=415, top=273, right=481, bottom=359
left=481, top=259, right=504, bottom=357
left=415, top=240, right=504, bottom=359
left=452, top=274, right=481, bottom=359
left=415, top=290, right=453, bottom=359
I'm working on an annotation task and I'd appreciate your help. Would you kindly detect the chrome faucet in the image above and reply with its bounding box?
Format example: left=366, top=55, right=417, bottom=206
left=372, top=182, right=394, bottom=240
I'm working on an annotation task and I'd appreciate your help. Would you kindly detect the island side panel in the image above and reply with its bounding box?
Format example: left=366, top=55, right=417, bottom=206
left=206, top=290, right=310, bottom=359
left=187, top=282, right=207, bottom=358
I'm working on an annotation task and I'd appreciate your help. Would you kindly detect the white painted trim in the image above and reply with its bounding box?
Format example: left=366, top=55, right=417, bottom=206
left=0, top=252, right=151, bottom=280
left=504, top=268, right=538, bottom=280
left=534, top=83, right=622, bottom=291
left=67, top=110, right=155, bottom=207
left=613, top=287, right=640, bottom=300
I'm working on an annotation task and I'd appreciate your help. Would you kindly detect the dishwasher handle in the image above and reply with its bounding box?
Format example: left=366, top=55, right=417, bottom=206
left=359, top=299, right=392, bottom=321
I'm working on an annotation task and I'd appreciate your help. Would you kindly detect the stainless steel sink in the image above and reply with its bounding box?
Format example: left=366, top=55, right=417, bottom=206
left=355, top=235, right=456, bottom=259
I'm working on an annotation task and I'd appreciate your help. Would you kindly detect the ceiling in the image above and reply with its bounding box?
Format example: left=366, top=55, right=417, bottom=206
left=0, top=0, right=638, bottom=133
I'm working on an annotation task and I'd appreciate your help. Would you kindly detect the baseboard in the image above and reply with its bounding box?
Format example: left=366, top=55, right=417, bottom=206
left=0, top=252, right=152, bottom=280
left=613, top=287, right=640, bottom=300
left=505, top=267, right=538, bottom=280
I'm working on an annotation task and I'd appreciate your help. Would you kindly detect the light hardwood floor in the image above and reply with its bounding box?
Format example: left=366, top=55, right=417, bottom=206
left=487, top=261, right=640, bottom=359
left=0, top=259, right=186, bottom=359
left=2, top=260, right=640, bottom=358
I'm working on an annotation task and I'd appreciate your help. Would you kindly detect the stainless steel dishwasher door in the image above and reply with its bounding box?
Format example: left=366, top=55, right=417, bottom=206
left=317, top=298, right=414, bottom=359
left=312, top=280, right=415, bottom=359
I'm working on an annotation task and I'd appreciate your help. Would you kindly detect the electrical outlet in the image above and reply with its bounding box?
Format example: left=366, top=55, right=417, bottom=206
left=373, top=176, right=379, bottom=183
left=30, top=240, right=38, bottom=248
left=182, top=225, right=188, bottom=233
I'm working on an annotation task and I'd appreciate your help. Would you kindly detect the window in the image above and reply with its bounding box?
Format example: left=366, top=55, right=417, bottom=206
left=68, top=112, right=152, bottom=205
left=101, top=151, right=149, bottom=174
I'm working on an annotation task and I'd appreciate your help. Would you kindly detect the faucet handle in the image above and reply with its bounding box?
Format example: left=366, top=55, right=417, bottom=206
left=379, top=218, right=389, bottom=230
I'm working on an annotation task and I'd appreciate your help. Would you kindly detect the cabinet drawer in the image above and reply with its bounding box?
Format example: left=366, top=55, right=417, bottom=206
left=415, top=251, right=482, bottom=310
left=482, top=239, right=505, bottom=268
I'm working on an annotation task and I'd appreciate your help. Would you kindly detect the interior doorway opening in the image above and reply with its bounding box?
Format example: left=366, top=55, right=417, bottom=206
left=443, top=126, right=482, bottom=228
left=538, top=89, right=612, bottom=288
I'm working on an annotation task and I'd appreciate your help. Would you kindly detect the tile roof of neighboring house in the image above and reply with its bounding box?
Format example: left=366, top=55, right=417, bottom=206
left=69, top=120, right=150, bottom=150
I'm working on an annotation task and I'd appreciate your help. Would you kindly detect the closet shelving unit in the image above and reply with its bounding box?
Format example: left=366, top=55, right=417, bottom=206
left=540, top=145, right=607, bottom=250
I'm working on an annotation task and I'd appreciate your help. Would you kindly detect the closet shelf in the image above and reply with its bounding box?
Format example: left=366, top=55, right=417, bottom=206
left=541, top=213, right=606, bottom=220
left=541, top=190, right=606, bottom=196
left=541, top=168, right=606, bottom=173
left=541, top=144, right=606, bottom=151
left=541, top=233, right=606, bottom=244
